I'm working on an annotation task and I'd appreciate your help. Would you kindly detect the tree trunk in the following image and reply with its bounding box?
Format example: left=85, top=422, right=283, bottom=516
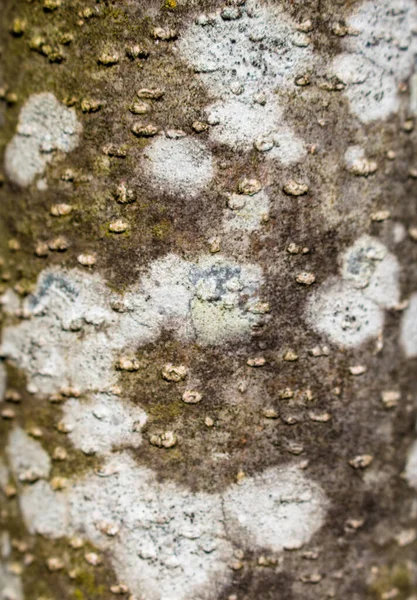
left=0, top=1, right=416, bottom=599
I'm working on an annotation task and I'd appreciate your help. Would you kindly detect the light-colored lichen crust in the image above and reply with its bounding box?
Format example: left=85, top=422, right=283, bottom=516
left=306, top=235, right=400, bottom=348
left=4, top=93, right=81, bottom=187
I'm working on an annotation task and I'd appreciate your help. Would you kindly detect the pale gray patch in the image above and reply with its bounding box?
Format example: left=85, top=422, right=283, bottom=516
left=341, top=235, right=400, bottom=308
left=405, top=439, right=417, bottom=490
left=0, top=269, right=122, bottom=396
left=206, top=100, right=306, bottom=160
left=400, top=293, right=417, bottom=358
left=0, top=254, right=264, bottom=396
left=344, top=145, right=367, bottom=169
left=269, top=128, right=307, bottom=166
left=62, top=393, right=148, bottom=456
left=20, top=451, right=327, bottom=600
left=6, top=427, right=51, bottom=481
left=142, top=136, right=214, bottom=197
left=332, top=0, right=417, bottom=122
left=410, top=72, right=417, bottom=115
left=4, top=93, right=81, bottom=187
left=392, top=222, right=407, bottom=244
left=0, top=459, right=9, bottom=488
left=223, top=190, right=270, bottom=233
left=206, top=99, right=280, bottom=151
left=0, top=561, right=24, bottom=600
left=306, top=279, right=384, bottom=349
left=0, top=362, right=6, bottom=402
left=67, top=454, right=232, bottom=600
left=223, top=466, right=327, bottom=551
left=333, top=53, right=399, bottom=122
left=0, top=289, right=21, bottom=317
left=0, top=532, right=11, bottom=560
left=178, top=1, right=310, bottom=160
left=19, top=480, right=69, bottom=538
left=306, top=236, right=400, bottom=348
left=178, top=1, right=312, bottom=97
left=188, top=255, right=263, bottom=345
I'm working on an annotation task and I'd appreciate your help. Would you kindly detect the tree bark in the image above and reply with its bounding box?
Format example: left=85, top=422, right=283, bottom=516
left=0, top=1, right=417, bottom=600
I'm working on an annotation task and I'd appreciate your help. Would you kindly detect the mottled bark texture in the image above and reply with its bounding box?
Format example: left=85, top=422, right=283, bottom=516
left=0, top=1, right=417, bottom=599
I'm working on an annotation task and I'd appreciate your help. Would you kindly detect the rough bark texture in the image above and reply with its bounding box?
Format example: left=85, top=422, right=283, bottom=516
left=0, top=1, right=417, bottom=599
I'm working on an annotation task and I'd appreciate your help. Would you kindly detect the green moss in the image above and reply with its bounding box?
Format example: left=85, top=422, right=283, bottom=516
left=72, top=570, right=106, bottom=598
left=164, top=0, right=177, bottom=9
left=148, top=398, right=183, bottom=419
left=369, top=564, right=414, bottom=600
left=152, top=219, right=171, bottom=239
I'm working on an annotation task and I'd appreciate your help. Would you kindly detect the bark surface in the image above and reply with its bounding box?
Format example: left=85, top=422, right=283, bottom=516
left=0, top=1, right=416, bottom=600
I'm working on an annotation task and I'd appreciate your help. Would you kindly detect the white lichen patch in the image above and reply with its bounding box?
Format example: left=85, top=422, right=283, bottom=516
left=142, top=136, right=214, bottom=197
left=178, top=2, right=309, bottom=160
left=222, top=466, right=327, bottom=551
left=4, top=93, right=81, bottom=187
left=0, top=532, right=10, bottom=560
left=0, top=269, right=122, bottom=396
left=188, top=255, right=263, bottom=344
left=19, top=452, right=327, bottom=600
left=0, top=459, right=9, bottom=489
left=0, top=561, right=24, bottom=600
left=0, top=289, right=21, bottom=317
left=0, top=254, right=264, bottom=396
left=405, top=439, right=417, bottom=490
left=306, top=236, right=400, bottom=348
left=392, top=222, right=407, bottom=244
left=6, top=427, right=51, bottom=483
left=341, top=235, right=400, bottom=308
left=332, top=0, right=417, bottom=123
left=61, top=393, right=148, bottom=456
left=306, top=280, right=385, bottom=349
left=223, top=190, right=270, bottom=233
left=269, top=128, right=307, bottom=167
left=0, top=362, right=6, bottom=402
left=344, top=146, right=377, bottom=176
left=400, top=293, right=417, bottom=358
left=19, top=480, right=69, bottom=538
left=205, top=100, right=306, bottom=159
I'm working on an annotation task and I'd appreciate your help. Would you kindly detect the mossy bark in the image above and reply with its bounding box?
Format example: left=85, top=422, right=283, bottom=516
left=0, top=1, right=417, bottom=600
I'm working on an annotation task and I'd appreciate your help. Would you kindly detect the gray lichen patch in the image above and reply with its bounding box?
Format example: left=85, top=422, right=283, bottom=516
left=177, top=1, right=310, bottom=159
left=306, top=279, right=385, bottom=349
left=142, top=135, right=214, bottom=197
left=18, top=480, right=69, bottom=539
left=400, top=292, right=417, bottom=358
left=4, top=93, right=81, bottom=187
left=223, top=189, right=270, bottom=233
left=0, top=560, right=23, bottom=600
left=0, top=362, right=6, bottom=402
left=405, top=439, right=417, bottom=490
left=178, top=2, right=312, bottom=96
left=0, top=269, right=122, bottom=396
left=306, top=235, right=400, bottom=348
left=222, top=466, right=327, bottom=552
left=205, top=99, right=307, bottom=162
left=341, top=234, right=400, bottom=308
left=18, top=451, right=327, bottom=600
left=61, top=393, right=148, bottom=456
left=331, top=0, right=417, bottom=123
left=0, top=459, right=9, bottom=489
left=0, top=254, right=265, bottom=396
left=6, top=426, right=51, bottom=483
left=188, top=255, right=264, bottom=344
